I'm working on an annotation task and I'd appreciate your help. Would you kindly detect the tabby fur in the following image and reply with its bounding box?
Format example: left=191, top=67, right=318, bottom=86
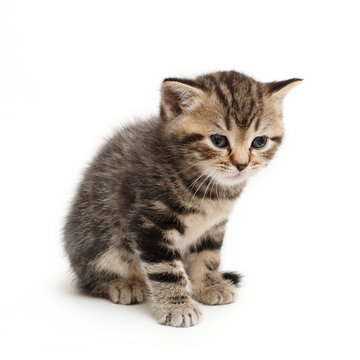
left=64, top=71, right=301, bottom=327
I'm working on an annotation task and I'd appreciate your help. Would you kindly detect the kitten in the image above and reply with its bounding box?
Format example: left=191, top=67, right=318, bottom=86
left=64, top=71, right=301, bottom=327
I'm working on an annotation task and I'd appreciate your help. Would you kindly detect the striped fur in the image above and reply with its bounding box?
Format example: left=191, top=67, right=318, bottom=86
left=64, top=70, right=301, bottom=327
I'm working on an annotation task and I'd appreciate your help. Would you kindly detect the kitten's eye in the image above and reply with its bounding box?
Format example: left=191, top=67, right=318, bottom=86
left=251, top=136, right=268, bottom=149
left=210, top=134, right=229, bottom=148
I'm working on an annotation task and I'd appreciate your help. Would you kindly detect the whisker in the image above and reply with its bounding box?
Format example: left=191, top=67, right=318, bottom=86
left=189, top=172, right=213, bottom=208
left=188, top=173, right=205, bottom=191
left=209, top=173, right=218, bottom=201
left=201, top=170, right=216, bottom=207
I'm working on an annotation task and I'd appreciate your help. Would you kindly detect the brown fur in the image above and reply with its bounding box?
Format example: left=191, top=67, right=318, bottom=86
left=64, top=71, right=301, bottom=327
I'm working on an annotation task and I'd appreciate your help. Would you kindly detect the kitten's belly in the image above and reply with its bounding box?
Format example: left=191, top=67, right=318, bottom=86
left=177, top=199, right=234, bottom=253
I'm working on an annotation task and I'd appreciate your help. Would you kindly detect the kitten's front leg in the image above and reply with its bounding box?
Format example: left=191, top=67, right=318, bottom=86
left=135, top=226, right=202, bottom=327
left=144, top=260, right=202, bottom=327
left=187, top=222, right=239, bottom=305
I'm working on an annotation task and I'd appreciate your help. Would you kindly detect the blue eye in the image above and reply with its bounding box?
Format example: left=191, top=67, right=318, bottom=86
left=210, top=134, right=229, bottom=148
left=251, top=136, right=268, bottom=149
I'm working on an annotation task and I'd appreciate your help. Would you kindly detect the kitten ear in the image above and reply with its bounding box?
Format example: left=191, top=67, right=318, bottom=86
left=161, top=79, right=204, bottom=120
left=265, top=78, right=302, bottom=101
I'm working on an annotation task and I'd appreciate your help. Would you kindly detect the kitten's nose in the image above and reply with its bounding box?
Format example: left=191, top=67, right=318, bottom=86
left=235, top=163, right=248, bottom=172
left=230, top=155, right=249, bottom=172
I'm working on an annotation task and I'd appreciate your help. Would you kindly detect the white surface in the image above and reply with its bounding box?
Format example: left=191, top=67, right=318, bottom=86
left=1, top=1, right=359, bottom=359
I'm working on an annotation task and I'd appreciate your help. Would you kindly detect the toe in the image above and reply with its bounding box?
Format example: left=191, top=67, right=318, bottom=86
left=119, top=285, right=133, bottom=305
left=109, top=286, right=120, bottom=303
left=132, top=284, right=145, bottom=303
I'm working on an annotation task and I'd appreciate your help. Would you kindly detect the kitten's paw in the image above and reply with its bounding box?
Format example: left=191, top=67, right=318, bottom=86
left=109, top=279, right=146, bottom=305
left=154, top=298, right=202, bottom=327
left=93, top=278, right=146, bottom=305
left=194, top=280, right=237, bottom=305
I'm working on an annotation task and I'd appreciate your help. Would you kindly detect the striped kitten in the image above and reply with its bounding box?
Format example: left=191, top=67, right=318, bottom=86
left=64, top=71, right=301, bottom=327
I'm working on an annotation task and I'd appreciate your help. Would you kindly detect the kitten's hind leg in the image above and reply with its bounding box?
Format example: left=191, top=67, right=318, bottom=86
left=92, top=277, right=146, bottom=305
left=89, top=245, right=147, bottom=305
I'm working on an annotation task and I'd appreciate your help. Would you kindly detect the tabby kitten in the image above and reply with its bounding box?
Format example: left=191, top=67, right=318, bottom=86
left=64, top=71, right=301, bottom=327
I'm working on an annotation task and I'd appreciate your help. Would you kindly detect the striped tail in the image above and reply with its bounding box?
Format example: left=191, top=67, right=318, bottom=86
left=222, top=271, right=242, bottom=286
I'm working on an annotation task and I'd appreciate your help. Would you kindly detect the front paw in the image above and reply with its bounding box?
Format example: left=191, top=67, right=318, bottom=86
left=194, top=280, right=237, bottom=305
left=153, top=297, right=202, bottom=327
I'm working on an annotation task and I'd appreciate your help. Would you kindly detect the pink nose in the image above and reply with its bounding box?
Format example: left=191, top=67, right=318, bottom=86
left=230, top=155, right=249, bottom=172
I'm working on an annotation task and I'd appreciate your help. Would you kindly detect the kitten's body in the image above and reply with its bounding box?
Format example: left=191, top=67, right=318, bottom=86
left=64, top=71, right=300, bottom=327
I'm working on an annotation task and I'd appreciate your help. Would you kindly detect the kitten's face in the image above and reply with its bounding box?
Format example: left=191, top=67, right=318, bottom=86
left=161, top=71, right=301, bottom=188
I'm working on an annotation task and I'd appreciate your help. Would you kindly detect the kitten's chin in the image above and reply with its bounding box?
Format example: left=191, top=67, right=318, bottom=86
left=216, top=172, right=249, bottom=187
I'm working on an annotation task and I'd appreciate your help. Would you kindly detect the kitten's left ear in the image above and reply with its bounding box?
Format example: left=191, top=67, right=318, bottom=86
left=265, top=78, right=303, bottom=101
left=160, top=78, right=204, bottom=121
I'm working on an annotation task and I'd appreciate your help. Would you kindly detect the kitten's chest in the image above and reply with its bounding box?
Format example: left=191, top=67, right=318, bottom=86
left=177, top=200, right=234, bottom=252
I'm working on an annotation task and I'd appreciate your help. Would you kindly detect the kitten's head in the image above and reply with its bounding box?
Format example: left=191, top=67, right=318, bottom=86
left=160, top=71, right=301, bottom=187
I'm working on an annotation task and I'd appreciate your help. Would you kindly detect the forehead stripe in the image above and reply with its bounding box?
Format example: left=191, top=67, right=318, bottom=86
left=224, top=110, right=231, bottom=130
left=210, top=77, right=232, bottom=130
left=255, top=117, right=261, bottom=131
left=220, top=76, right=241, bottom=129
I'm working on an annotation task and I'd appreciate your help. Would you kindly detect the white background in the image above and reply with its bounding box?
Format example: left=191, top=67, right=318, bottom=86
left=1, top=1, right=359, bottom=359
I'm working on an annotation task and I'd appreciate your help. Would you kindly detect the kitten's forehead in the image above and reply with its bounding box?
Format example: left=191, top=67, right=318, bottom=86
left=172, top=71, right=284, bottom=141
left=196, top=71, right=265, bottom=131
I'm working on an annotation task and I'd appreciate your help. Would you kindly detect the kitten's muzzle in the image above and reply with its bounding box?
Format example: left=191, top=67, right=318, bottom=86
left=229, top=155, right=249, bottom=172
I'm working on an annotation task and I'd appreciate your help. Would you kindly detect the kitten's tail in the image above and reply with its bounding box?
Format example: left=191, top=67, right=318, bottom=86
left=222, top=271, right=242, bottom=287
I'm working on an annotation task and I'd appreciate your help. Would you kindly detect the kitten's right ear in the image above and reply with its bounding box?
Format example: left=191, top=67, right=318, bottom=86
left=160, top=79, right=204, bottom=121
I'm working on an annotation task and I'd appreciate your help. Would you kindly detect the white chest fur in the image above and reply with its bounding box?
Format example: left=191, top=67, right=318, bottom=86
left=177, top=199, right=234, bottom=252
